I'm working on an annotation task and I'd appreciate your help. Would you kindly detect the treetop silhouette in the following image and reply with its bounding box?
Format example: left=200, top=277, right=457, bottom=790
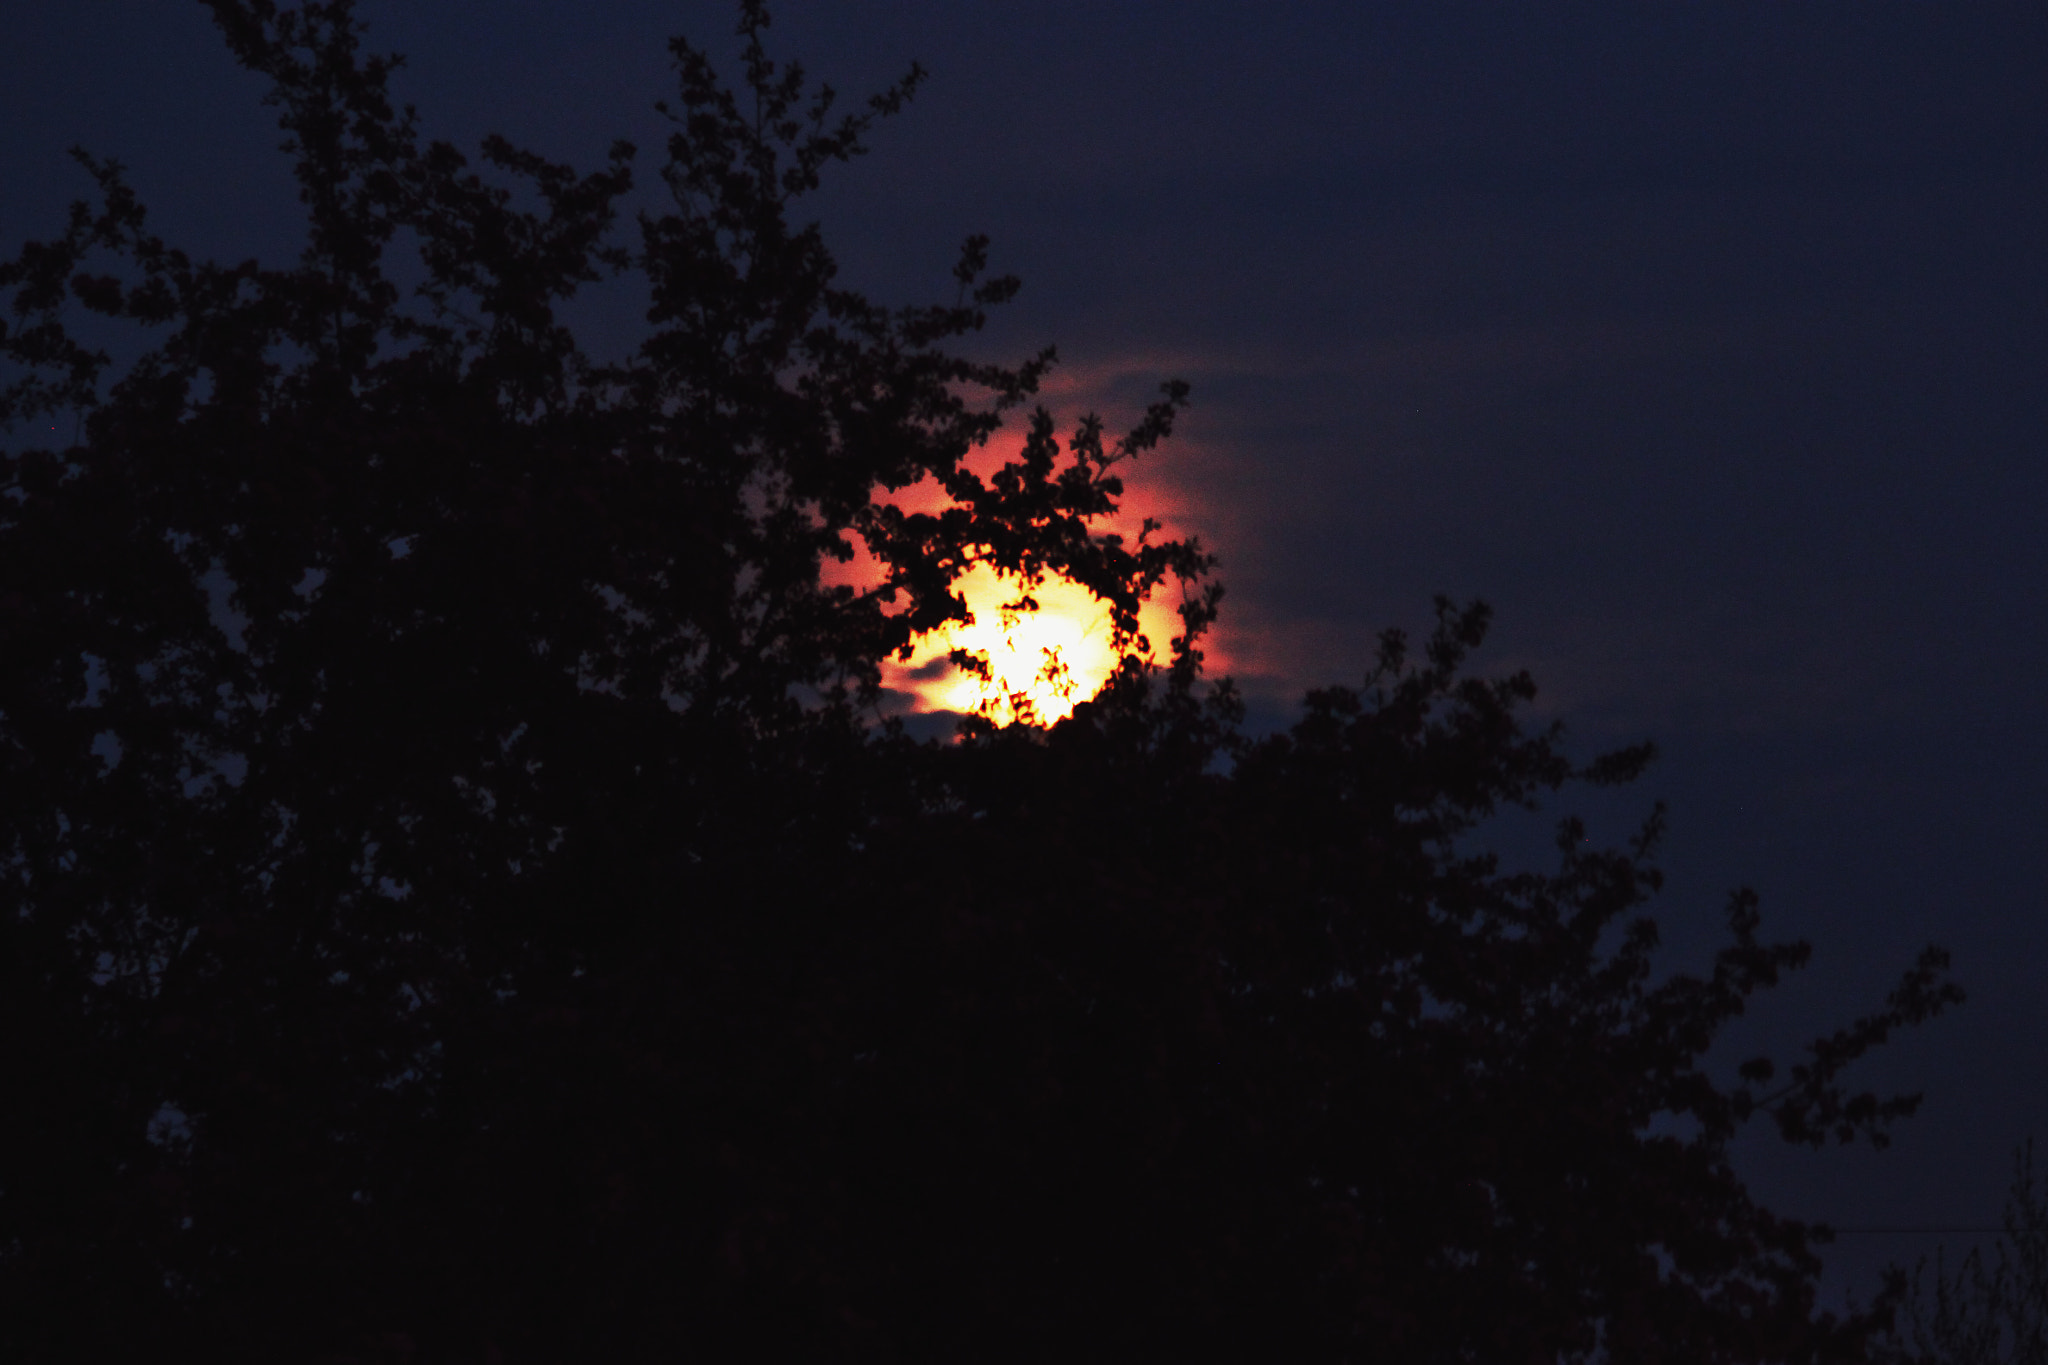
left=0, top=3, right=1961, bottom=1360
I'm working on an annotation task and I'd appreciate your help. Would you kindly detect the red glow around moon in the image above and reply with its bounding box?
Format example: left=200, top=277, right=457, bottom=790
left=826, top=414, right=1210, bottom=728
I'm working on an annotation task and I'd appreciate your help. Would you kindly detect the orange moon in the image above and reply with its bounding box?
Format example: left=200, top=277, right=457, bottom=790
left=824, top=416, right=1207, bottom=729
left=879, top=560, right=1190, bottom=727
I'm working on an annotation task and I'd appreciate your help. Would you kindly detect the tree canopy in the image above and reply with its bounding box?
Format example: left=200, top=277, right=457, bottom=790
left=0, top=3, right=1963, bottom=1360
left=1880, top=1142, right=2048, bottom=1365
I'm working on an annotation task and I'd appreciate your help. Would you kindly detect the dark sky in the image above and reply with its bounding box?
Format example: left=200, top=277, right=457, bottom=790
left=7, top=0, right=2046, bottom=1312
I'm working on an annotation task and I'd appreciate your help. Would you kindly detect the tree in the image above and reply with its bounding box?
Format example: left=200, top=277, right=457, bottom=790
left=0, top=3, right=1962, bottom=1360
left=1879, top=1142, right=2048, bottom=1365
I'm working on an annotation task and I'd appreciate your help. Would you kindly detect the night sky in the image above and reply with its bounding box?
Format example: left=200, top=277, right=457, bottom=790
left=6, top=0, right=2046, bottom=1312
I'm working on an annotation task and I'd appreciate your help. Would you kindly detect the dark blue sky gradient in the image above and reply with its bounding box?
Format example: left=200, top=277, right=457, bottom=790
left=7, top=0, right=2046, bottom=1311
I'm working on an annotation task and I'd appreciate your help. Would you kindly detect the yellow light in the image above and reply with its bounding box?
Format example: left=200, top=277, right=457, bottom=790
left=880, top=564, right=1129, bottom=725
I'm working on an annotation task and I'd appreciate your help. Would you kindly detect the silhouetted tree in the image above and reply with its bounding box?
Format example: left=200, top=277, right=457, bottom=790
left=1878, top=1142, right=2048, bottom=1365
left=0, top=3, right=1962, bottom=1361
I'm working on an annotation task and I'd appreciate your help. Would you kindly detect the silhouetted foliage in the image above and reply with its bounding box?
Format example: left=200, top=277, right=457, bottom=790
left=0, top=4, right=1963, bottom=1360
left=1878, top=1142, right=2048, bottom=1365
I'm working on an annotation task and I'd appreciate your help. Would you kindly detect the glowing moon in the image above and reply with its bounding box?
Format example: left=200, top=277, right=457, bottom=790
left=822, top=404, right=1211, bottom=729
left=880, top=562, right=1185, bottom=726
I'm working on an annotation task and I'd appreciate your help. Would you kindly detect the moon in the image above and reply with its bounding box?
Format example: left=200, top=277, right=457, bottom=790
left=881, top=561, right=1184, bottom=726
